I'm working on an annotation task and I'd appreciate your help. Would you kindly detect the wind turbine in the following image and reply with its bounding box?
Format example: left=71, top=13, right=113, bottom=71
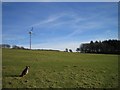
left=29, top=27, right=33, bottom=50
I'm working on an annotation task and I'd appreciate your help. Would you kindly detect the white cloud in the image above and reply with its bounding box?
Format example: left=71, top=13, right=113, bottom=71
left=26, top=11, right=117, bottom=45
left=28, top=12, right=88, bottom=30
left=29, top=13, right=65, bottom=28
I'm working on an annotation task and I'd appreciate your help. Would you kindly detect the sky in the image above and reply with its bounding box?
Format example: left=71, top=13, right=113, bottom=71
left=2, top=2, right=118, bottom=51
left=2, top=0, right=120, bottom=2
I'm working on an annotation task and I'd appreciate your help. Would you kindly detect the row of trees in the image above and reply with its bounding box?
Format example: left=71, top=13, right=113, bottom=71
left=1, top=39, right=120, bottom=54
left=0, top=44, right=26, bottom=49
left=79, top=39, right=120, bottom=54
left=0, top=44, right=11, bottom=48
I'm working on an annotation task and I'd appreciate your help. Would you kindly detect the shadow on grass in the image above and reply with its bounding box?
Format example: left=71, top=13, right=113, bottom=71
left=5, top=75, right=20, bottom=77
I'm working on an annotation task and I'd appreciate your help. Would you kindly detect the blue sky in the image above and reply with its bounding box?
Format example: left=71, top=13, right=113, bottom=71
left=2, top=2, right=118, bottom=51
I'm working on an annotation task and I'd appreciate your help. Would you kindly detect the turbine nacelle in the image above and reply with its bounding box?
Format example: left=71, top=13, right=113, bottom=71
left=29, top=27, right=33, bottom=34
left=29, top=31, right=32, bottom=34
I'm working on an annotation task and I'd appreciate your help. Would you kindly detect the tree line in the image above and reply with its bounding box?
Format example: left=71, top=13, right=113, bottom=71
left=1, top=39, right=120, bottom=54
left=0, top=44, right=26, bottom=49
left=0, top=44, right=60, bottom=51
left=79, top=39, right=120, bottom=54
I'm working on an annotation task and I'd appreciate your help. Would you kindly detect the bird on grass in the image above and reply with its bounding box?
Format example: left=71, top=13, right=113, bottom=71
left=20, top=66, right=30, bottom=77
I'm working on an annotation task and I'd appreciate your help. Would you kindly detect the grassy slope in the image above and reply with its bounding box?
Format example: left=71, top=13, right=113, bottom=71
left=2, top=49, right=118, bottom=88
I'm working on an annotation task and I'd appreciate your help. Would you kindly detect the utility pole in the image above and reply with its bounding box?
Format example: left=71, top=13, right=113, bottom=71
left=29, top=27, right=33, bottom=50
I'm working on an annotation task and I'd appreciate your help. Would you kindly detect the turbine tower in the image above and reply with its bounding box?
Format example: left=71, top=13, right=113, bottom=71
left=29, top=27, right=33, bottom=50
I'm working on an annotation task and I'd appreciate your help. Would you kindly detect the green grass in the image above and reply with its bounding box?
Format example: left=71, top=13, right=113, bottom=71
left=2, top=49, right=118, bottom=88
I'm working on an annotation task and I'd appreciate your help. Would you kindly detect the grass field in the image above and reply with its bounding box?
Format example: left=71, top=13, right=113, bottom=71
left=2, top=49, right=118, bottom=88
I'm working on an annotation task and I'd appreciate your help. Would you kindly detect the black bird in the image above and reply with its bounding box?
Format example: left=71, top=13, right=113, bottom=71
left=20, top=66, right=30, bottom=77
